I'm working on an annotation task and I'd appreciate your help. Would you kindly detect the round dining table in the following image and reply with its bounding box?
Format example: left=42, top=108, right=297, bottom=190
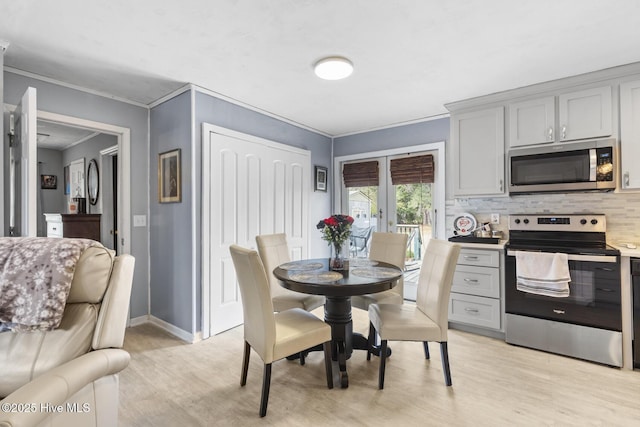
left=273, top=258, right=403, bottom=388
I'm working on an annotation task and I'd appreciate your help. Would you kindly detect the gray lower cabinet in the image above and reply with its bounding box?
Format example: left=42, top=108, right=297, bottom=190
left=449, top=247, right=503, bottom=333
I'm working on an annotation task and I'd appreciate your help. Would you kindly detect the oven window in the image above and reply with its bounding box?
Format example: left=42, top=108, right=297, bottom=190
left=505, top=256, right=621, bottom=331
left=511, top=150, right=590, bottom=185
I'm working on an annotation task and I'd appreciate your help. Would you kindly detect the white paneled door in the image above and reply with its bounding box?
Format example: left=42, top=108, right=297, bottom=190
left=202, top=124, right=310, bottom=337
left=9, top=87, right=38, bottom=236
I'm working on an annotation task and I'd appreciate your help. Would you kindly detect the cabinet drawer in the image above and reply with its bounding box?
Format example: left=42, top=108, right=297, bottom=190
left=452, top=265, right=500, bottom=298
left=458, top=249, right=500, bottom=268
left=449, top=293, right=501, bottom=330
left=47, top=221, right=63, bottom=238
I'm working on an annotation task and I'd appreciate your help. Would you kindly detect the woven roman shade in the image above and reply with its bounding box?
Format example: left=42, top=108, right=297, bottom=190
left=342, top=161, right=379, bottom=188
left=389, top=155, right=434, bottom=185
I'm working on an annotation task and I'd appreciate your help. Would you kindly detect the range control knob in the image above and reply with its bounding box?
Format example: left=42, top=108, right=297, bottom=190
left=580, top=219, right=587, bottom=225
left=514, top=219, right=521, bottom=224
left=591, top=219, right=598, bottom=225
left=523, top=219, right=529, bottom=224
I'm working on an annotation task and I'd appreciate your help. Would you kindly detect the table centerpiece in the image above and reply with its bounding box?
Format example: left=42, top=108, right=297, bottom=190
left=316, top=214, right=354, bottom=270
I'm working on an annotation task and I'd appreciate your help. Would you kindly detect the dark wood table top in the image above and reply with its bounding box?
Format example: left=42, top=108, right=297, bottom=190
left=273, top=258, right=402, bottom=297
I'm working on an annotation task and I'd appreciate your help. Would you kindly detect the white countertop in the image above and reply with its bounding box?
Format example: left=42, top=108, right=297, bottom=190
left=609, top=242, right=640, bottom=258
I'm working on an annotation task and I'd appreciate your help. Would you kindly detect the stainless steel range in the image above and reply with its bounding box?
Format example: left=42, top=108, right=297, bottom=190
left=505, top=214, right=622, bottom=366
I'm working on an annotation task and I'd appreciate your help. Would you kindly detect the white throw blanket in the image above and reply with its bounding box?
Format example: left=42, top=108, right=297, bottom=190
left=515, top=251, right=571, bottom=297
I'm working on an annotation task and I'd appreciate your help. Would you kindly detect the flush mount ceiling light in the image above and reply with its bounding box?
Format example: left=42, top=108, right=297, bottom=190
left=314, top=56, right=354, bottom=80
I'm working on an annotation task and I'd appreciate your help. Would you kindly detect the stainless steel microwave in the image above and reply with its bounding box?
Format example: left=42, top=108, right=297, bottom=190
left=508, top=139, right=616, bottom=194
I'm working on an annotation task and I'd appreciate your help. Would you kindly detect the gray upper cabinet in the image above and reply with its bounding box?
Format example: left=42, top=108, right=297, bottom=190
left=558, top=86, right=612, bottom=142
left=620, top=79, right=640, bottom=190
left=508, top=96, right=555, bottom=148
left=452, top=107, right=505, bottom=197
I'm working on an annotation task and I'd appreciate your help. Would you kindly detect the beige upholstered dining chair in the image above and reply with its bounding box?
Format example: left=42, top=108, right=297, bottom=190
left=367, top=239, right=461, bottom=388
left=256, top=233, right=324, bottom=312
left=351, top=232, right=408, bottom=311
left=229, top=245, right=333, bottom=417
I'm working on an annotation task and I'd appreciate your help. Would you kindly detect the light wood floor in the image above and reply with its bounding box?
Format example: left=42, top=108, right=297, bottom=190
left=120, top=308, right=640, bottom=426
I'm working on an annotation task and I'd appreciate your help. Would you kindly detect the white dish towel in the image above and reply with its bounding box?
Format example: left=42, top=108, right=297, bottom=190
left=515, top=251, right=571, bottom=297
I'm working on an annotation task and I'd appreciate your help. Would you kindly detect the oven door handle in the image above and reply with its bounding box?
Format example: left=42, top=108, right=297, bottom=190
left=506, top=250, right=618, bottom=263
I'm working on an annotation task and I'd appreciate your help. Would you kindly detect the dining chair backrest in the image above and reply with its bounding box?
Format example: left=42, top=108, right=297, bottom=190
left=255, top=233, right=291, bottom=299
left=368, top=232, right=408, bottom=296
left=229, top=244, right=277, bottom=363
left=415, top=239, right=461, bottom=341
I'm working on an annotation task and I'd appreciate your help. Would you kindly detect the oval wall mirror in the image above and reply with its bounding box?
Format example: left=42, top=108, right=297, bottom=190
left=87, top=159, right=99, bottom=205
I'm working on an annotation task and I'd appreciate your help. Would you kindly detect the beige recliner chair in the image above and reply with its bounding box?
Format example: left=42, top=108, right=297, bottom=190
left=0, top=237, right=135, bottom=427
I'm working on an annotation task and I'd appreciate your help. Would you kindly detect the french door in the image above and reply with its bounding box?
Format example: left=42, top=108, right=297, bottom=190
left=337, top=147, right=444, bottom=301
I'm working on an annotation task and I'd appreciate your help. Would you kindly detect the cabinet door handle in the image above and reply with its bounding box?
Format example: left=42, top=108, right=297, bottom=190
left=624, top=172, right=630, bottom=188
left=553, top=309, right=565, bottom=315
left=499, top=179, right=503, bottom=192
left=561, top=125, right=567, bottom=140
left=548, top=127, right=554, bottom=140
left=464, top=307, right=479, bottom=314
left=464, top=278, right=479, bottom=284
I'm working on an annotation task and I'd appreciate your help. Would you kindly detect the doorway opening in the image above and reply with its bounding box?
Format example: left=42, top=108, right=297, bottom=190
left=35, top=109, right=131, bottom=255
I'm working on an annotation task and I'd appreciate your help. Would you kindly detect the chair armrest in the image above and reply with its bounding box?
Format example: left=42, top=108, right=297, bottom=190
left=93, top=254, right=135, bottom=349
left=0, top=349, right=130, bottom=427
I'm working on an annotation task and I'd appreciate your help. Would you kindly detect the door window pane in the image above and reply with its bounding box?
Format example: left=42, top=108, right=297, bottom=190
left=348, top=186, right=378, bottom=258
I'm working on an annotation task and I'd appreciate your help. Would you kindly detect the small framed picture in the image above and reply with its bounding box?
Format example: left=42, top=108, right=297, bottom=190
left=315, top=166, right=328, bottom=192
left=158, top=149, right=182, bottom=203
left=41, top=174, right=57, bottom=190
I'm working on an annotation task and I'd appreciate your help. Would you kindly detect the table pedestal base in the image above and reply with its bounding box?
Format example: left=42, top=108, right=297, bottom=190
left=286, top=297, right=391, bottom=388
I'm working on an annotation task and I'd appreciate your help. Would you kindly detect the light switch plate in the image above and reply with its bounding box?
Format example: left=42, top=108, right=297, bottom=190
left=133, top=215, right=146, bottom=227
left=491, top=213, right=500, bottom=224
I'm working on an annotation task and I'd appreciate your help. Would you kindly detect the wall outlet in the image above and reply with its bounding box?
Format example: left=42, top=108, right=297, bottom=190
left=491, top=213, right=500, bottom=224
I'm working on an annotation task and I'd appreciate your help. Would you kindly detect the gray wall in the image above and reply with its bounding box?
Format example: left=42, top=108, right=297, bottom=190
left=149, top=90, right=193, bottom=333
left=3, top=70, right=150, bottom=319
left=333, top=118, right=450, bottom=157
left=36, top=148, right=64, bottom=235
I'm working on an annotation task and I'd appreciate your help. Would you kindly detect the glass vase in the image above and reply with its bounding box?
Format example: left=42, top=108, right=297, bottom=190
left=331, top=241, right=345, bottom=270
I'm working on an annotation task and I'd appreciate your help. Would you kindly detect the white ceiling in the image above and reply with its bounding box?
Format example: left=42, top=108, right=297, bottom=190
left=2, top=0, right=640, bottom=137
left=37, top=120, right=99, bottom=150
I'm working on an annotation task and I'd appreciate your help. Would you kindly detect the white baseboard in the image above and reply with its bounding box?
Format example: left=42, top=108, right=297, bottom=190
left=127, top=315, right=203, bottom=343
left=128, top=315, right=149, bottom=327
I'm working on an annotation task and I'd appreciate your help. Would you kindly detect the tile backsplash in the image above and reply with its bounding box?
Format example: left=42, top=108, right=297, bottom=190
left=446, top=191, right=640, bottom=245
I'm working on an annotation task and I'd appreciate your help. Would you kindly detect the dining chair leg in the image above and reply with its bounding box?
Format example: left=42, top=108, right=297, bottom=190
left=259, top=363, right=272, bottom=417
left=440, top=342, right=452, bottom=386
left=367, top=322, right=375, bottom=361
left=241, top=340, right=251, bottom=386
left=323, top=341, right=334, bottom=389
left=423, top=341, right=430, bottom=359
left=378, top=340, right=388, bottom=389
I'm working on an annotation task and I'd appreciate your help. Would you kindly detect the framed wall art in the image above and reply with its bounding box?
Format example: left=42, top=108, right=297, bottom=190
left=158, top=148, right=182, bottom=203
left=41, top=174, right=57, bottom=190
left=315, top=165, right=328, bottom=192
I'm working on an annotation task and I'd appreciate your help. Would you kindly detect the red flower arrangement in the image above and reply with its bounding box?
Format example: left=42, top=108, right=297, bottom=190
left=316, top=214, right=354, bottom=251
